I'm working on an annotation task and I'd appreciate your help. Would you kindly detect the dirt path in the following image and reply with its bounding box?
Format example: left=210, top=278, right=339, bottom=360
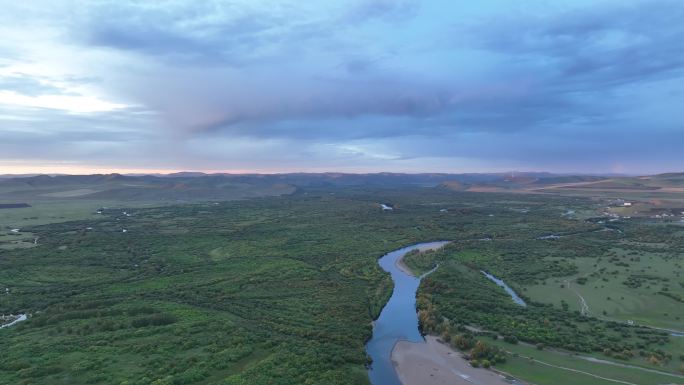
left=459, top=325, right=682, bottom=381
left=578, top=356, right=684, bottom=380
left=517, top=342, right=684, bottom=380
left=515, top=354, right=636, bottom=385
left=564, top=279, right=589, bottom=315
left=511, top=340, right=684, bottom=380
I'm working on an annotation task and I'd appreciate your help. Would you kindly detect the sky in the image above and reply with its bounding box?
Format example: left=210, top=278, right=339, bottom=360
left=0, top=0, right=682, bottom=175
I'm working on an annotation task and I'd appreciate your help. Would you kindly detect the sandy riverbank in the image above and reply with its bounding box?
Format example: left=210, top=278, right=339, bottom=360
left=395, top=255, right=415, bottom=277
left=394, top=241, right=450, bottom=277
left=392, top=336, right=521, bottom=385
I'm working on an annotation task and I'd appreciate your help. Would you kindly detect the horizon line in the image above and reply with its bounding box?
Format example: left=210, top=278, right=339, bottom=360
left=0, top=170, right=662, bottom=177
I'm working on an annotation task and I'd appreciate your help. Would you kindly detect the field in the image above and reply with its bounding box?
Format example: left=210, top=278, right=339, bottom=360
left=0, top=173, right=299, bottom=252
left=483, top=336, right=683, bottom=385
left=0, top=177, right=683, bottom=385
left=524, top=247, right=684, bottom=330
left=0, top=200, right=168, bottom=250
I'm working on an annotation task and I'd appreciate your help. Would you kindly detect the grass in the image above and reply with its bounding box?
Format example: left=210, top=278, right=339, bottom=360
left=482, top=337, right=684, bottom=385
left=524, top=248, right=684, bottom=330
left=498, top=355, right=639, bottom=385
left=0, top=199, right=164, bottom=227
left=0, top=199, right=152, bottom=251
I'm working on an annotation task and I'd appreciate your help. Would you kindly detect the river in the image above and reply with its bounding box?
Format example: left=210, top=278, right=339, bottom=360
left=0, top=314, right=27, bottom=329
left=481, top=271, right=527, bottom=307
left=366, top=241, right=449, bottom=385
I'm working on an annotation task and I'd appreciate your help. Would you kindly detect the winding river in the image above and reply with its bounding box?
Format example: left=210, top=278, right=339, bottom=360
left=366, top=241, right=449, bottom=385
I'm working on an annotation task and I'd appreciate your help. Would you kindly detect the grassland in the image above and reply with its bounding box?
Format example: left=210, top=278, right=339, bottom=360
left=524, top=247, right=684, bottom=331
left=0, top=200, right=168, bottom=251
left=0, top=173, right=299, bottom=251
left=0, top=182, right=682, bottom=385
left=485, top=337, right=683, bottom=385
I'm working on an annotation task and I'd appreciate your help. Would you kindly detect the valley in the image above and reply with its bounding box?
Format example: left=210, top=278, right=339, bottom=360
left=0, top=173, right=682, bottom=385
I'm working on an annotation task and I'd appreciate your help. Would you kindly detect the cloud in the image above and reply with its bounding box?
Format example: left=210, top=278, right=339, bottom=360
left=83, top=7, right=278, bottom=65
left=0, top=74, right=65, bottom=96
left=469, top=0, right=684, bottom=89
left=342, top=0, right=419, bottom=23
left=0, top=0, right=682, bottom=174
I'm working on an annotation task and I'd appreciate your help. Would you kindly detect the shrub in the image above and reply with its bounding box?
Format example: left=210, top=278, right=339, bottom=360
left=131, top=313, right=177, bottom=328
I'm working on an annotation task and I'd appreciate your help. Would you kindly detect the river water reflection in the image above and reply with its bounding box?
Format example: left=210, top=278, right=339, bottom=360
left=366, top=241, right=449, bottom=385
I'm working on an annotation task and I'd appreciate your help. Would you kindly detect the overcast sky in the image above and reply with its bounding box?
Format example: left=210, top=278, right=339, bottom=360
left=0, top=0, right=682, bottom=174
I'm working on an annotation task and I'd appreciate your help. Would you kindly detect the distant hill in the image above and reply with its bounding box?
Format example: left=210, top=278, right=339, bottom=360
left=1, top=172, right=681, bottom=204
left=533, top=172, right=684, bottom=198
left=639, top=172, right=684, bottom=187
left=0, top=174, right=55, bottom=179
left=439, top=173, right=609, bottom=192
left=0, top=173, right=295, bottom=203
